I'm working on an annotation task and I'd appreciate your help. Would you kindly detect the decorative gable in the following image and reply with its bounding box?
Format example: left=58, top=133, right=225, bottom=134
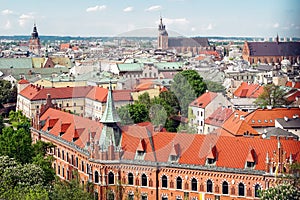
left=169, top=143, right=180, bottom=162
left=206, top=145, right=217, bottom=165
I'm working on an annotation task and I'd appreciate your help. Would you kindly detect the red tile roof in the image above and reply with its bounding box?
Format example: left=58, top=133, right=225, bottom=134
left=205, top=106, right=234, bottom=127
left=86, top=87, right=108, bottom=102
left=221, top=110, right=258, bottom=136
left=286, top=90, right=300, bottom=102
left=18, top=79, right=30, bottom=84
left=189, top=91, right=218, bottom=108
left=286, top=81, right=300, bottom=89
left=39, top=109, right=300, bottom=171
left=245, top=107, right=300, bottom=127
left=234, top=82, right=263, bottom=98
left=19, top=85, right=93, bottom=100
left=40, top=108, right=103, bottom=149
left=86, top=87, right=132, bottom=102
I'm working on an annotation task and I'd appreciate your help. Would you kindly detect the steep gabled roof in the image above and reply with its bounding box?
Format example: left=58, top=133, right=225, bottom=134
left=189, top=91, right=218, bottom=108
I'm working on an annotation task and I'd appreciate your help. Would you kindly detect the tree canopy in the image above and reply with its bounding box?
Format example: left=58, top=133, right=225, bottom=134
left=0, top=80, right=17, bottom=105
left=171, top=70, right=207, bottom=117
left=0, top=110, right=94, bottom=199
left=254, top=84, right=289, bottom=107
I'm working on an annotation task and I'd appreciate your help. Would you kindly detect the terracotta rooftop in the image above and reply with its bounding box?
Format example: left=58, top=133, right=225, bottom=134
left=19, top=84, right=93, bottom=100
left=245, top=107, right=300, bottom=127
left=205, top=106, right=234, bottom=127
left=39, top=109, right=300, bottom=171
left=234, top=82, right=263, bottom=98
left=18, top=79, right=30, bottom=84
left=189, top=91, right=218, bottom=108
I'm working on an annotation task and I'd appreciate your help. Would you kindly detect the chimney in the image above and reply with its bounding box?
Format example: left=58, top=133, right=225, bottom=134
left=284, top=116, right=289, bottom=122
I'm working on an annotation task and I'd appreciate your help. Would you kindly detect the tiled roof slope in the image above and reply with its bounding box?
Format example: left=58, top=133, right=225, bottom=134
left=189, top=91, right=217, bottom=108
left=40, top=109, right=300, bottom=171
left=245, top=107, right=300, bottom=127
left=205, top=106, right=233, bottom=127
left=19, top=85, right=93, bottom=100
left=40, top=108, right=103, bottom=149
left=86, top=87, right=132, bottom=102
left=234, top=82, right=264, bottom=98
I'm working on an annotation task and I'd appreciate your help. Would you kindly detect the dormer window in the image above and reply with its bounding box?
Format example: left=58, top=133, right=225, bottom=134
left=206, top=145, right=217, bottom=165
left=246, top=161, right=255, bottom=168
left=245, top=148, right=256, bottom=169
left=207, top=158, right=216, bottom=165
left=169, top=143, right=179, bottom=163
left=135, top=138, right=146, bottom=160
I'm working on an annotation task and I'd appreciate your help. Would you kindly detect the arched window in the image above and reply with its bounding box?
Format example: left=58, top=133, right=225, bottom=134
left=94, top=171, right=99, bottom=183
left=162, top=175, right=168, bottom=188
left=222, top=181, right=229, bottom=194
left=207, top=179, right=213, bottom=193
left=191, top=178, right=197, bottom=191
left=254, top=184, right=261, bottom=197
left=238, top=183, right=245, bottom=196
left=128, top=172, right=134, bottom=185
left=108, top=172, right=114, bottom=185
left=141, top=174, right=147, bottom=186
left=176, top=177, right=182, bottom=190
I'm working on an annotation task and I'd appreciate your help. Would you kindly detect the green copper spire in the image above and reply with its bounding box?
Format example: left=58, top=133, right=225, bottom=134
left=100, top=81, right=121, bottom=123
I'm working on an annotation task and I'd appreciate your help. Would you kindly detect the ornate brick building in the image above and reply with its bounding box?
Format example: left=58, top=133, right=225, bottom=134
left=157, top=18, right=210, bottom=54
left=29, top=23, right=41, bottom=56
left=242, top=35, right=300, bottom=65
left=31, top=83, right=300, bottom=200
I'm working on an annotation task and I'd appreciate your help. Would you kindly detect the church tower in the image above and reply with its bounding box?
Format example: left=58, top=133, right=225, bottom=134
left=29, top=23, right=41, bottom=56
left=157, top=17, right=168, bottom=50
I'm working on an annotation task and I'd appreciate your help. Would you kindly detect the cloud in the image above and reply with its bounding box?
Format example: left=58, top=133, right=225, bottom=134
left=273, top=23, right=279, bottom=28
left=158, top=18, right=189, bottom=25
left=191, top=27, right=196, bottom=32
left=145, top=5, right=162, bottom=12
left=123, top=7, right=133, bottom=12
left=19, top=13, right=34, bottom=27
left=86, top=5, right=107, bottom=12
left=4, top=20, right=11, bottom=30
left=1, top=9, right=13, bottom=15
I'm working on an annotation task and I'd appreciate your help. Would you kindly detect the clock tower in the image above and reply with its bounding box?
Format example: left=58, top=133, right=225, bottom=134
left=157, top=17, right=168, bottom=50
left=29, top=23, right=41, bottom=56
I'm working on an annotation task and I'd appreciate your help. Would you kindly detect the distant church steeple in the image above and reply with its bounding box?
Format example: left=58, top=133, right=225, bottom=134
left=157, top=17, right=168, bottom=50
left=29, top=23, right=41, bottom=56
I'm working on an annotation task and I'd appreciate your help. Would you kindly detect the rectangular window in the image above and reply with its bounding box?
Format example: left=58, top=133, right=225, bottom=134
left=81, top=161, right=84, bottom=172
left=62, top=150, right=65, bottom=160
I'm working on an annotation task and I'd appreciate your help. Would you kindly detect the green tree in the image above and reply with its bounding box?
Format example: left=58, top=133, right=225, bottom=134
left=0, top=126, right=33, bottom=164
left=0, top=80, right=17, bottom=105
left=259, top=183, right=300, bottom=200
left=171, top=70, right=207, bottom=117
left=0, top=115, right=4, bottom=134
left=136, top=92, right=151, bottom=109
left=49, top=174, right=94, bottom=200
left=149, top=104, right=168, bottom=127
left=117, top=104, right=134, bottom=125
left=205, top=80, right=225, bottom=93
left=254, top=84, right=289, bottom=107
left=128, top=103, right=149, bottom=123
left=0, top=156, right=48, bottom=200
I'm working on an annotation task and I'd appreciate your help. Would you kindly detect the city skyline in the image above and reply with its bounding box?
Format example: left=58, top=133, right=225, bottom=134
left=0, top=0, right=300, bottom=38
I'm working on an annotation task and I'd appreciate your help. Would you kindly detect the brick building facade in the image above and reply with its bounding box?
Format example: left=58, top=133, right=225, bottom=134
left=31, top=83, right=300, bottom=200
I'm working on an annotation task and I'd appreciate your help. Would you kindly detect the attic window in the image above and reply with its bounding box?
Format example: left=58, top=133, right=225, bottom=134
left=251, top=120, right=255, bottom=123
left=264, top=120, right=268, bottom=123
left=169, top=155, right=178, bottom=162
left=207, top=158, right=216, bottom=165
left=137, top=150, right=144, bottom=157
left=257, top=120, right=261, bottom=123
left=246, top=161, right=255, bottom=168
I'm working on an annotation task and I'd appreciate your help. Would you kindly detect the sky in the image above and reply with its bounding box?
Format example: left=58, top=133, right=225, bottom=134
left=1, top=0, right=300, bottom=38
